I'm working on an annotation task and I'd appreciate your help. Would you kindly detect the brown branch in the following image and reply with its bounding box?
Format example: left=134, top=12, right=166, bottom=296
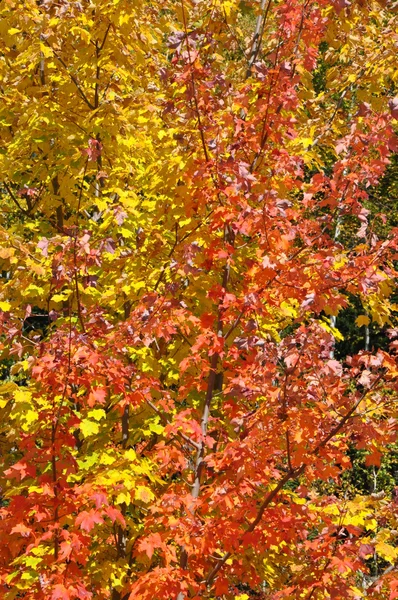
left=192, top=251, right=230, bottom=498
left=146, top=400, right=200, bottom=451
left=180, top=0, right=209, bottom=162
left=51, top=423, right=59, bottom=560
left=93, top=25, right=110, bottom=109
left=177, top=232, right=232, bottom=599
left=153, top=223, right=179, bottom=291
left=246, top=0, right=273, bottom=78
left=121, top=404, right=129, bottom=449
left=8, top=241, right=41, bottom=264
left=42, top=39, right=95, bottom=110
left=98, top=23, right=111, bottom=52
left=39, top=56, right=45, bottom=86
left=206, top=463, right=304, bottom=586
left=290, top=0, right=311, bottom=79
left=3, top=181, right=28, bottom=214
left=153, top=209, right=215, bottom=293
left=72, top=157, right=89, bottom=333
left=305, top=501, right=349, bottom=599
left=52, top=175, right=65, bottom=233
left=94, top=61, right=100, bottom=110
left=367, top=564, right=398, bottom=593
left=250, top=31, right=284, bottom=173
left=314, top=371, right=384, bottom=453
left=224, top=309, right=244, bottom=341
left=204, top=370, right=384, bottom=588
left=311, top=72, right=364, bottom=149
left=286, top=430, right=293, bottom=473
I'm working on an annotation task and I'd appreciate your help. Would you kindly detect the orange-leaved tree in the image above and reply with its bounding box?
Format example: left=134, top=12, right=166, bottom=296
left=0, top=0, right=397, bottom=599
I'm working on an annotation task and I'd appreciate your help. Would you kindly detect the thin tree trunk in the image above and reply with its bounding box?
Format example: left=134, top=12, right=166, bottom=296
left=177, top=232, right=231, bottom=599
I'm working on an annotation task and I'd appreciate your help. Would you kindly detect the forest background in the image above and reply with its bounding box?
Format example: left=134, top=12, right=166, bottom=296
left=0, top=0, right=397, bottom=599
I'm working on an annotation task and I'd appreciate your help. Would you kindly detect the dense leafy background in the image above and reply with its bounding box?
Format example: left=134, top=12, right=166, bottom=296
left=0, top=0, right=397, bottom=599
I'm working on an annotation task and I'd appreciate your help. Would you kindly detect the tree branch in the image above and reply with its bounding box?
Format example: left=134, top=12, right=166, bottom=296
left=204, top=370, right=384, bottom=588
left=180, top=0, right=209, bottom=162
left=246, top=0, right=273, bottom=78
left=3, top=181, right=28, bottom=214
left=146, top=400, right=200, bottom=451
left=42, top=39, right=95, bottom=110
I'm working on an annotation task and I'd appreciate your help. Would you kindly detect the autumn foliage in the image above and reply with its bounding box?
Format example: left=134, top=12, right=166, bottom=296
left=0, top=0, right=398, bottom=598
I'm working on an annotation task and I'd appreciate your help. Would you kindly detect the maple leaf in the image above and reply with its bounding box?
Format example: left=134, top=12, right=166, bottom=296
left=4, top=461, right=35, bottom=480
left=75, top=510, right=104, bottom=532
left=10, top=523, right=32, bottom=537
left=88, top=387, right=107, bottom=407
left=138, top=533, right=165, bottom=560
left=105, top=506, right=126, bottom=526
left=52, top=585, right=70, bottom=600
left=135, top=486, right=155, bottom=504
left=81, top=138, right=103, bottom=161
left=1, top=1, right=398, bottom=599
left=58, top=541, right=73, bottom=562
left=365, top=448, right=383, bottom=467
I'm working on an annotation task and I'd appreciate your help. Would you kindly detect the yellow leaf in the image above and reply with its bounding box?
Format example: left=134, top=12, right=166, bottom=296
left=292, top=495, right=306, bottom=505
left=125, top=449, right=137, bottom=461
left=116, top=491, right=131, bottom=505
left=39, top=42, right=53, bottom=58
left=99, top=452, right=116, bottom=465
left=350, top=586, right=364, bottom=598
left=88, top=409, right=106, bottom=421
left=0, top=381, right=18, bottom=395
left=375, top=541, right=398, bottom=563
left=319, top=319, right=344, bottom=341
left=80, top=419, right=100, bottom=437
left=70, top=27, right=91, bottom=44
left=22, top=410, right=38, bottom=431
left=0, top=248, right=15, bottom=259
left=0, top=301, right=11, bottom=311
left=14, top=389, right=32, bottom=403
left=300, top=137, right=313, bottom=148
left=52, top=292, right=71, bottom=302
left=356, top=315, right=370, bottom=327
left=132, top=281, right=146, bottom=292
left=149, top=421, right=164, bottom=434
left=280, top=300, right=298, bottom=318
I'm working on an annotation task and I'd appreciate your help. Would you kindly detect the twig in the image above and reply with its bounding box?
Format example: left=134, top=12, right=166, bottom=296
left=3, top=181, right=27, bottom=214
left=42, top=39, right=95, bottom=110
left=246, top=0, right=273, bottom=78
left=286, top=430, right=293, bottom=473
left=146, top=400, right=200, bottom=450
left=98, top=23, right=111, bottom=52
left=180, top=0, right=209, bottom=162
left=72, top=157, right=89, bottom=333
left=204, top=370, right=384, bottom=588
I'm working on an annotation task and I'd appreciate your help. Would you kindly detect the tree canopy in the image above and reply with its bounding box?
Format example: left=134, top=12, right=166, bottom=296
left=0, top=0, right=397, bottom=598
